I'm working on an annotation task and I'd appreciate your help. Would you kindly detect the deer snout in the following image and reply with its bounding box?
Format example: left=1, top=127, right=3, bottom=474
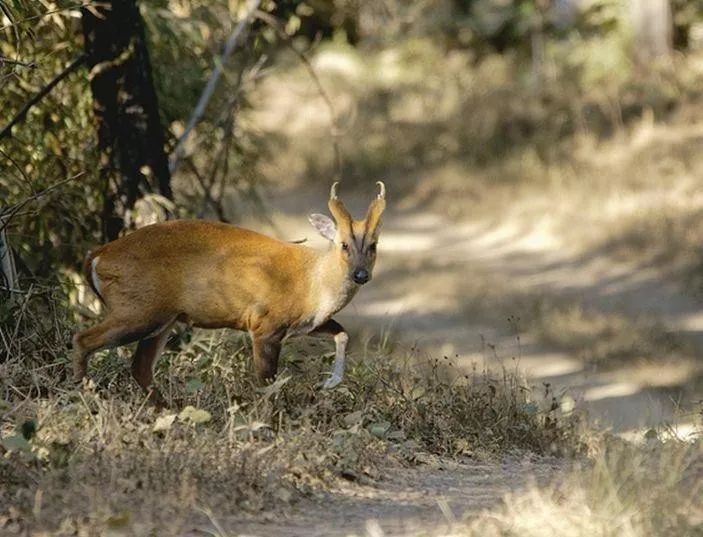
left=352, top=268, right=370, bottom=284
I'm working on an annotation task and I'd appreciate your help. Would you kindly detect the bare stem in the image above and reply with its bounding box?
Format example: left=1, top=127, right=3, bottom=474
left=169, top=0, right=261, bottom=175
left=254, top=10, right=343, bottom=180
left=0, top=54, right=87, bottom=140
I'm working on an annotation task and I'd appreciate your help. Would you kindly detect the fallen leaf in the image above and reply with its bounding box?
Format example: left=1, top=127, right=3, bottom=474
left=411, top=386, right=426, bottom=400
left=343, top=410, right=364, bottom=427
left=153, top=414, right=177, bottom=432
left=179, top=406, right=212, bottom=424
left=367, top=421, right=391, bottom=439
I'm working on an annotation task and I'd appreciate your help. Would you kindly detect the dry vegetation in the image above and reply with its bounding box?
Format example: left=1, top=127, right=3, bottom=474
left=456, top=439, right=703, bottom=537
left=0, top=292, right=581, bottom=535
left=234, top=36, right=703, bottom=535
left=250, top=36, right=703, bottom=372
left=252, top=38, right=703, bottom=274
left=4, top=6, right=703, bottom=535
left=2, top=289, right=700, bottom=535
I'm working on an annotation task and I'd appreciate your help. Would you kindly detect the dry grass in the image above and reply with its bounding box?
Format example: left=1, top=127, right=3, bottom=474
left=4, top=29, right=703, bottom=537
left=451, top=438, right=703, bottom=537
left=251, top=37, right=703, bottom=271
left=0, top=290, right=582, bottom=535
left=251, top=37, right=703, bottom=191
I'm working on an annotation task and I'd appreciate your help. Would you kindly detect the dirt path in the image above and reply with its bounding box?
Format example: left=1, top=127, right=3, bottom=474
left=362, top=211, right=701, bottom=435
left=217, top=455, right=561, bottom=537
left=219, top=188, right=702, bottom=536
left=261, top=189, right=702, bottom=436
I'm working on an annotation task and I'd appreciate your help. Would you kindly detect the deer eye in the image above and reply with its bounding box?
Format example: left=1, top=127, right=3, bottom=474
left=368, top=243, right=377, bottom=254
left=341, top=242, right=349, bottom=252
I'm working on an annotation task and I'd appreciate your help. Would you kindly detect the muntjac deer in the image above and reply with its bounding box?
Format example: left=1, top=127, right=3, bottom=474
left=73, top=182, right=386, bottom=402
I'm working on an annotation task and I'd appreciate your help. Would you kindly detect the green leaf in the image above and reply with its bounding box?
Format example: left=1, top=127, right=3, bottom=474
left=185, top=377, right=204, bottom=393
left=367, top=421, right=391, bottom=439
left=1, top=434, right=31, bottom=452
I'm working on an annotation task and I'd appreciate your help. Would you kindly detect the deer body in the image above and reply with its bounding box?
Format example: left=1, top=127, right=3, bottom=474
left=73, top=183, right=385, bottom=401
left=88, top=220, right=356, bottom=334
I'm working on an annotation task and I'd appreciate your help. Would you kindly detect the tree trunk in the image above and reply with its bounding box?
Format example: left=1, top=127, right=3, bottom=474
left=81, top=1, right=172, bottom=241
left=0, top=221, right=18, bottom=298
left=629, top=0, right=673, bottom=65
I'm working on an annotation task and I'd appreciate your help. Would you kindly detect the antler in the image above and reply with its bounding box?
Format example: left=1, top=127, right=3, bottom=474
left=365, top=181, right=386, bottom=234
left=328, top=181, right=352, bottom=225
left=376, top=181, right=386, bottom=200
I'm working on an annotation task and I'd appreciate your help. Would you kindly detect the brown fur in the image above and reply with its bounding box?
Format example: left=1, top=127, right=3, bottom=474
left=73, top=186, right=385, bottom=401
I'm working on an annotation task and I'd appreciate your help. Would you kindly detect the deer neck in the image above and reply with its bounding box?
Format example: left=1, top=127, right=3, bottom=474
left=308, top=248, right=359, bottom=327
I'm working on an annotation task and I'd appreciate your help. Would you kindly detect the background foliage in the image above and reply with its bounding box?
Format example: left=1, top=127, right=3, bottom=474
left=2, top=1, right=703, bottom=534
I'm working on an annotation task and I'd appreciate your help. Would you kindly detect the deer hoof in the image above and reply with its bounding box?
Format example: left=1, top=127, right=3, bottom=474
left=321, top=374, right=343, bottom=390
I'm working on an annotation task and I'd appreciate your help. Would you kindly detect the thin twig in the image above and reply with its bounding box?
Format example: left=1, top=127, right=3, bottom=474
left=184, top=158, right=230, bottom=223
left=0, top=2, right=104, bottom=32
left=169, top=0, right=261, bottom=175
left=0, top=54, right=87, bottom=140
left=0, top=57, right=36, bottom=68
left=0, top=148, right=35, bottom=195
left=254, top=10, right=343, bottom=180
left=0, top=172, right=85, bottom=232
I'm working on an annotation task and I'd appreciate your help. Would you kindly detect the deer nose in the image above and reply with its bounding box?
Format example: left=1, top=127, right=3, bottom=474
left=352, top=268, right=369, bottom=284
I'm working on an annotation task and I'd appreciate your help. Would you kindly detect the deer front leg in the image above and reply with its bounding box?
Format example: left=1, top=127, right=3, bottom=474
left=313, top=319, right=348, bottom=389
left=251, top=332, right=283, bottom=383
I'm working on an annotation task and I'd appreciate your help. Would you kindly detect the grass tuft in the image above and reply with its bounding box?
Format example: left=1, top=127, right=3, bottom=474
left=0, top=292, right=581, bottom=534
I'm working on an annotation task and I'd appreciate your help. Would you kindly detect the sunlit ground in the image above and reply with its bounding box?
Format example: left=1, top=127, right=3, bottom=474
left=244, top=44, right=703, bottom=443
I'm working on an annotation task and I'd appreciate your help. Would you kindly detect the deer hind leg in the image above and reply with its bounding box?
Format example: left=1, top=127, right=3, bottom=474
left=131, top=320, right=175, bottom=405
left=72, top=315, right=170, bottom=383
left=251, top=332, right=283, bottom=383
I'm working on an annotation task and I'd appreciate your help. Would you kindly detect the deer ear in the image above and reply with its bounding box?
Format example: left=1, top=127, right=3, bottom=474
left=308, top=214, right=336, bottom=241
left=365, top=198, right=385, bottom=237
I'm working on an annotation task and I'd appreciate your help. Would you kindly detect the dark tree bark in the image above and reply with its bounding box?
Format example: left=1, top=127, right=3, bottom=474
left=0, top=222, right=18, bottom=297
left=82, top=1, right=172, bottom=241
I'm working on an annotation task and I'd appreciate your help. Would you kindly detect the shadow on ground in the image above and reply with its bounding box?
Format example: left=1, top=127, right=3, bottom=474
left=256, top=186, right=703, bottom=435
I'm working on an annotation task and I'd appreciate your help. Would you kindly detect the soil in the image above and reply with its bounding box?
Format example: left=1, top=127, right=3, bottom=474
left=212, top=455, right=562, bottom=537
left=217, top=187, right=703, bottom=536
left=263, top=188, right=702, bottom=435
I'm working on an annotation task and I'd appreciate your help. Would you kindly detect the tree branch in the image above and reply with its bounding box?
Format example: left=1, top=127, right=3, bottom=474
left=0, top=54, right=87, bottom=140
left=254, top=10, right=343, bottom=180
left=0, top=173, right=86, bottom=232
left=169, top=0, right=261, bottom=175
left=0, top=56, right=36, bottom=69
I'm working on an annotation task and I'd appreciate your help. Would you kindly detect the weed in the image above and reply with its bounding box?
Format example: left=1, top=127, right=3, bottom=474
left=0, top=291, right=581, bottom=534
